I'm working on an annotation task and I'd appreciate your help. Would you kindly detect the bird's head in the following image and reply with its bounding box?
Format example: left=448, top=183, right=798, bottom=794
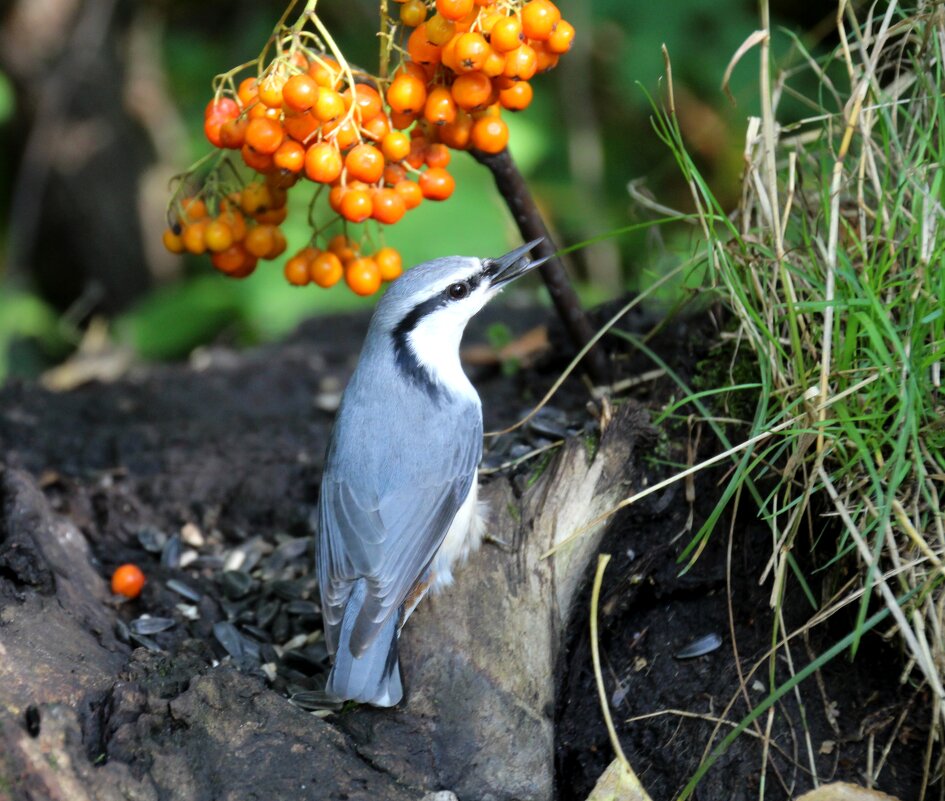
left=368, top=239, right=548, bottom=397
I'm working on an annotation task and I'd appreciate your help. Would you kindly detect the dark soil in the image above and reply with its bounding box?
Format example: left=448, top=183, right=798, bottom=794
left=0, top=298, right=933, bottom=800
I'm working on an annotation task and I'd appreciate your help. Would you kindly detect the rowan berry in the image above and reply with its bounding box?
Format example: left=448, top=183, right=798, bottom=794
left=436, top=0, right=474, bottom=21
left=283, top=73, right=320, bottom=112
left=284, top=253, right=311, bottom=286
left=340, top=188, right=374, bottom=222
left=451, top=71, right=493, bottom=111
left=212, top=244, right=256, bottom=276
left=304, top=142, right=343, bottom=183
left=182, top=220, right=209, bottom=254
left=400, top=0, right=427, bottom=27
left=323, top=117, right=359, bottom=149
left=219, top=117, right=248, bottom=149
left=345, top=257, right=382, bottom=296
left=394, top=179, right=424, bottom=209
left=521, top=0, right=560, bottom=41
left=257, top=73, right=287, bottom=108
left=380, top=131, right=410, bottom=163
left=244, top=224, right=277, bottom=257
left=454, top=32, right=490, bottom=72
left=345, top=143, right=385, bottom=183
left=482, top=48, right=507, bottom=78
left=267, top=227, right=288, bottom=259
left=424, top=85, right=457, bottom=126
left=534, top=42, right=560, bottom=73
left=408, top=25, right=443, bottom=67
left=310, top=251, right=344, bottom=287
left=439, top=110, right=474, bottom=149
left=111, top=564, right=145, bottom=598
left=255, top=206, right=289, bottom=226
left=387, top=73, right=428, bottom=115
left=241, top=182, right=272, bottom=215
left=204, top=219, right=234, bottom=252
left=180, top=197, right=208, bottom=221
left=499, top=80, right=533, bottom=111
left=205, top=97, right=239, bottom=120
left=243, top=144, right=274, bottom=172
left=237, top=77, right=259, bottom=106
left=245, top=117, right=284, bottom=154
left=344, top=84, right=383, bottom=122
left=489, top=16, right=524, bottom=52
left=419, top=167, right=455, bottom=200
left=425, top=142, right=451, bottom=168
left=471, top=115, right=509, bottom=153
left=307, top=57, right=341, bottom=88
left=273, top=139, right=306, bottom=172
left=503, top=44, right=538, bottom=81
left=426, top=13, right=456, bottom=46
left=362, top=113, right=391, bottom=142
left=375, top=246, right=403, bottom=281
left=547, top=20, right=575, bottom=54
left=383, top=162, right=408, bottom=186
left=371, top=188, right=407, bottom=224
left=163, top=228, right=185, bottom=254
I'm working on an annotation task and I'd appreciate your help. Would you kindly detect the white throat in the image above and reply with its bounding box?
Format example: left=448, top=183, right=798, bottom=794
left=407, top=303, right=483, bottom=400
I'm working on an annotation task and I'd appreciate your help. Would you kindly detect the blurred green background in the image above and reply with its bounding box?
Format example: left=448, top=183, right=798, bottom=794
left=0, top=0, right=835, bottom=382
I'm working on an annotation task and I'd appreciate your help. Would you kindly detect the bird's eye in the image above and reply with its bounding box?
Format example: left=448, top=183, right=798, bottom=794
left=447, top=282, right=469, bottom=300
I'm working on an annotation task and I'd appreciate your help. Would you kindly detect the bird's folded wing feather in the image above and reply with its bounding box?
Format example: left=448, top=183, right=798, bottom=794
left=318, top=426, right=480, bottom=658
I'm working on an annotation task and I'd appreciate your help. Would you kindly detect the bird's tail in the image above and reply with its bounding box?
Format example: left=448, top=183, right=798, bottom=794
left=326, top=579, right=403, bottom=707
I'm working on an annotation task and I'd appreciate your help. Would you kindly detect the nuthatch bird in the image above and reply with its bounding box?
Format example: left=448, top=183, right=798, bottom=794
left=317, top=240, right=547, bottom=706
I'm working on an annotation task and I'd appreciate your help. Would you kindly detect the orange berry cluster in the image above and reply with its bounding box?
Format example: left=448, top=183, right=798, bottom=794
left=163, top=178, right=291, bottom=281
left=164, top=0, right=573, bottom=294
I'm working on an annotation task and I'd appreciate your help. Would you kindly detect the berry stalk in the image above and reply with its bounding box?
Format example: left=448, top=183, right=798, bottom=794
left=470, top=147, right=609, bottom=383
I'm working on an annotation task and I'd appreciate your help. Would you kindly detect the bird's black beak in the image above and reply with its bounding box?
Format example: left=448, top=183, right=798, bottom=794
left=485, top=238, right=549, bottom=287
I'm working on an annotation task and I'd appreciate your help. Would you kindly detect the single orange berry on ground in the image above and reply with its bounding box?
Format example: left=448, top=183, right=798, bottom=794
left=310, top=251, right=344, bottom=287
left=345, top=257, right=383, bottom=296
left=419, top=167, right=456, bottom=200
left=111, top=564, right=145, bottom=599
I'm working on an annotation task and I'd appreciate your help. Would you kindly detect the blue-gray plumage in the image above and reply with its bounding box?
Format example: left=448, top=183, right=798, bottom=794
left=316, top=240, right=547, bottom=706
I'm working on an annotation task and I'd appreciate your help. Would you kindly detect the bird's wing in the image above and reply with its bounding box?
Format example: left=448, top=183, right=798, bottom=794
left=317, top=424, right=480, bottom=658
